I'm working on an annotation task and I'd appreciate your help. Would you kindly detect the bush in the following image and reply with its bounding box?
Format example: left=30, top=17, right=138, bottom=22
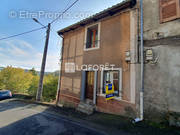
left=0, top=66, right=33, bottom=93
left=43, top=75, right=58, bottom=102
left=28, top=75, right=39, bottom=97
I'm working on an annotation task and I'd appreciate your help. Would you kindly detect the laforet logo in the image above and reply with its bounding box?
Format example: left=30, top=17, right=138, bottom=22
left=65, top=62, right=116, bottom=73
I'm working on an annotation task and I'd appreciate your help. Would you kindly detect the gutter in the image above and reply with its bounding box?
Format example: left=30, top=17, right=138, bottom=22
left=133, top=0, right=144, bottom=123
left=56, top=35, right=64, bottom=106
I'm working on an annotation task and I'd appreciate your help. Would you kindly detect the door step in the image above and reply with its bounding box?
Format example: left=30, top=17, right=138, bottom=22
left=85, top=99, right=94, bottom=105
left=77, top=101, right=95, bottom=115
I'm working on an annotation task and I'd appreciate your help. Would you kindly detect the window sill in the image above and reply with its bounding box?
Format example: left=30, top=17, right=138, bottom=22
left=98, top=94, right=122, bottom=100
left=97, top=94, right=132, bottom=104
left=84, top=46, right=100, bottom=51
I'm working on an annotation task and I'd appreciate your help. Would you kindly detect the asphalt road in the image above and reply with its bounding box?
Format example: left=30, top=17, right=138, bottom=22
left=0, top=99, right=105, bottom=135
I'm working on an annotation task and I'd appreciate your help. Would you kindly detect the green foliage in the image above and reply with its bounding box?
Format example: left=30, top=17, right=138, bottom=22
left=0, top=66, right=33, bottom=93
left=28, top=75, right=39, bottom=97
left=0, top=66, right=58, bottom=102
left=43, top=75, right=58, bottom=102
left=29, top=67, right=37, bottom=76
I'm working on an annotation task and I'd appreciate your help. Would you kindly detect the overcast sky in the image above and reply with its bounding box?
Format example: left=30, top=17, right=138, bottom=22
left=0, top=0, right=122, bottom=72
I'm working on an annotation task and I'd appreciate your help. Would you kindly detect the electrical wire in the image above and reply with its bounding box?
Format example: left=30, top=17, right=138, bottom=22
left=50, top=0, right=79, bottom=24
left=0, top=0, right=79, bottom=41
left=0, top=26, right=46, bottom=41
left=64, top=0, right=73, bottom=10
left=48, top=0, right=79, bottom=38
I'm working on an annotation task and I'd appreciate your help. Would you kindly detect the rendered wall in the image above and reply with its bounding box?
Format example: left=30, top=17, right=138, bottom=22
left=144, top=39, right=180, bottom=122
left=60, top=28, right=84, bottom=107
left=142, top=0, right=180, bottom=123
left=83, top=11, right=131, bottom=101
left=143, top=0, right=180, bottom=40
left=59, top=9, right=138, bottom=117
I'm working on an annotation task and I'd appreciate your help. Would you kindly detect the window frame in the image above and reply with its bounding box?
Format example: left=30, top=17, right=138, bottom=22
left=159, top=0, right=180, bottom=23
left=84, top=22, right=101, bottom=51
left=100, top=68, right=122, bottom=100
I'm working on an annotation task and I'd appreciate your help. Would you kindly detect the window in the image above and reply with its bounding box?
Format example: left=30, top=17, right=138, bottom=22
left=85, top=23, right=100, bottom=50
left=101, top=69, right=122, bottom=98
left=159, top=0, right=180, bottom=23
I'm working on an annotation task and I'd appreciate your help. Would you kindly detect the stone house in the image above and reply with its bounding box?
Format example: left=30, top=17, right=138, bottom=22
left=57, top=0, right=139, bottom=117
left=56, top=0, right=180, bottom=125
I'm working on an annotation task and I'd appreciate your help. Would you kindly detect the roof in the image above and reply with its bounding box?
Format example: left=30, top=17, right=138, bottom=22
left=57, top=0, right=136, bottom=35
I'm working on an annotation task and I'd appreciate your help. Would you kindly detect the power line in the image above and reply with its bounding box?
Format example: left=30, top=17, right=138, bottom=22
left=64, top=0, right=73, bottom=10
left=3, top=0, right=80, bottom=41
left=0, top=0, right=79, bottom=43
left=49, top=0, right=80, bottom=37
left=50, top=0, right=79, bottom=24
left=0, top=26, right=46, bottom=41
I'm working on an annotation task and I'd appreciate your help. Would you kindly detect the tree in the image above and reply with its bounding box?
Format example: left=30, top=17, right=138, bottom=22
left=0, top=66, right=58, bottom=102
left=28, top=75, right=39, bottom=96
left=42, top=74, right=58, bottom=102
left=29, top=67, right=37, bottom=76
left=0, top=66, right=33, bottom=93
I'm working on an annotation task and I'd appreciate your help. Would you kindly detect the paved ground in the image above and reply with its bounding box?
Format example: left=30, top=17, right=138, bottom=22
left=1, top=99, right=180, bottom=135
left=0, top=99, right=105, bottom=135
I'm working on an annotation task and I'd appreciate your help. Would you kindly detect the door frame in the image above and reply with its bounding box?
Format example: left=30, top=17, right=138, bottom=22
left=80, top=70, right=98, bottom=105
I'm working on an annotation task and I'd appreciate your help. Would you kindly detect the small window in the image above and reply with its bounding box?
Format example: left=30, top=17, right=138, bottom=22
left=85, top=24, right=100, bottom=50
left=102, top=70, right=121, bottom=97
left=159, top=0, right=180, bottom=23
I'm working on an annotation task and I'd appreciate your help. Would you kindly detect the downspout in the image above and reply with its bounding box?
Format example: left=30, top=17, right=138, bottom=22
left=56, top=35, right=64, bottom=106
left=133, top=0, right=144, bottom=123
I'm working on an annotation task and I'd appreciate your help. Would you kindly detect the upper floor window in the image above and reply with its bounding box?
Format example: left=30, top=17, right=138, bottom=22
left=84, top=23, right=100, bottom=50
left=160, top=0, right=180, bottom=23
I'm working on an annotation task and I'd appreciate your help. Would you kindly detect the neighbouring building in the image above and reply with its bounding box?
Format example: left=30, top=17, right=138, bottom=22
left=56, top=0, right=180, bottom=126
left=143, top=0, right=180, bottom=126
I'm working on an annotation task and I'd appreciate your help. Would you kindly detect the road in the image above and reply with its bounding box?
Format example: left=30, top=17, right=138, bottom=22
left=0, top=99, right=105, bottom=135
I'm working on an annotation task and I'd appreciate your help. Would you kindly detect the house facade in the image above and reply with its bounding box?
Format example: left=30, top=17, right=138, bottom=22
left=57, top=0, right=139, bottom=117
left=57, top=0, right=180, bottom=125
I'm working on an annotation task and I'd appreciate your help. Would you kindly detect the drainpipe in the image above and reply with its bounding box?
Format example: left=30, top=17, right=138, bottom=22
left=56, top=35, right=64, bottom=106
left=133, top=0, right=144, bottom=123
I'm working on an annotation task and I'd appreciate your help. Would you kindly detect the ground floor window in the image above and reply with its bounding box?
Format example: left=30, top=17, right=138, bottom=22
left=102, top=69, right=122, bottom=97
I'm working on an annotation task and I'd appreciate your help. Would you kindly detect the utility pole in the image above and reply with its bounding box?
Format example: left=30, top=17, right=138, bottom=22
left=36, top=23, right=51, bottom=101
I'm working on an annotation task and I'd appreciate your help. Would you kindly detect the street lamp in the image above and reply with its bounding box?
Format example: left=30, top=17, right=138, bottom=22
left=32, top=18, right=46, bottom=27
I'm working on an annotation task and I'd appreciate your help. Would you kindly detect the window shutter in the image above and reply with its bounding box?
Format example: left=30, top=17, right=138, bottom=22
left=159, top=0, right=179, bottom=23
